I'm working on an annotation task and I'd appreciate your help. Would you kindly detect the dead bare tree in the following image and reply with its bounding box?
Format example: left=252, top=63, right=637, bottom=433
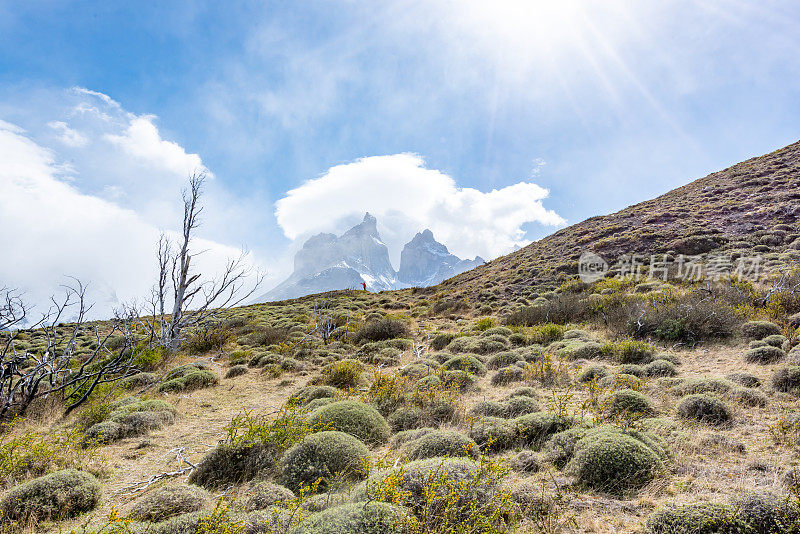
left=0, top=282, right=138, bottom=419
left=133, top=172, right=263, bottom=350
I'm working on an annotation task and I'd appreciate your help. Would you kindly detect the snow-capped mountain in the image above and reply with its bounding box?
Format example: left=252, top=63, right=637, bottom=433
left=397, top=229, right=484, bottom=287
left=255, top=214, right=484, bottom=302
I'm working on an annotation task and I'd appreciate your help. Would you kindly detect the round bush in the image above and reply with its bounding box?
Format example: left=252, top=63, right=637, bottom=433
left=597, top=373, right=642, bottom=390
left=158, top=369, right=219, bottom=393
left=356, top=457, right=491, bottom=521
left=578, top=365, right=609, bottom=383
left=565, top=432, right=663, bottom=495
left=469, top=417, right=516, bottom=452
left=514, top=412, right=573, bottom=449
left=677, top=394, right=732, bottom=426
left=225, top=365, right=249, bottom=378
left=490, top=366, right=524, bottom=386
left=603, top=389, right=655, bottom=418
left=289, top=502, right=411, bottom=534
left=487, top=351, right=521, bottom=370
left=502, top=395, right=539, bottom=417
left=643, top=361, right=675, bottom=378
left=279, top=431, right=370, bottom=492
left=188, top=442, right=276, bottom=489
left=745, top=346, right=786, bottom=364
left=440, top=370, right=477, bottom=391
left=130, top=484, right=208, bottom=522
left=402, top=430, right=479, bottom=460
left=619, top=364, right=646, bottom=377
left=469, top=400, right=506, bottom=418
left=772, top=366, right=800, bottom=394
left=540, top=427, right=589, bottom=468
left=645, top=503, right=747, bottom=533
left=730, top=387, right=768, bottom=408
left=291, top=385, right=338, bottom=405
left=387, top=406, right=424, bottom=432
left=512, top=450, right=541, bottom=473
left=353, top=318, right=410, bottom=343
left=726, top=372, right=761, bottom=388
left=0, top=469, right=101, bottom=521
left=764, top=334, right=788, bottom=348
left=568, top=341, right=604, bottom=360
left=84, top=421, right=125, bottom=444
left=442, top=355, right=487, bottom=376
left=742, top=321, right=782, bottom=340
left=241, top=481, right=295, bottom=512
left=320, top=359, right=364, bottom=388
left=732, top=490, right=800, bottom=533
left=307, top=401, right=390, bottom=445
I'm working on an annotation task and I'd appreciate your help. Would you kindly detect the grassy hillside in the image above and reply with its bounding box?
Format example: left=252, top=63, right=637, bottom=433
left=2, top=141, right=800, bottom=534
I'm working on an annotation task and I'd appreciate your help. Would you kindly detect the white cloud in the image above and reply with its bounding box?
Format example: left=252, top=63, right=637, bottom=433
left=275, top=153, right=564, bottom=263
left=105, top=115, right=206, bottom=177
left=0, top=119, right=254, bottom=320
left=47, top=120, right=88, bottom=147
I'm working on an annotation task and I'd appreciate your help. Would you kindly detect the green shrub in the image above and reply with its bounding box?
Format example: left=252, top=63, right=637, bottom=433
left=442, top=355, right=487, bottom=376
left=0, top=469, right=101, bottom=521
left=159, top=369, right=219, bottom=393
left=356, top=456, right=507, bottom=531
left=469, top=400, right=506, bottom=418
left=603, top=389, right=655, bottom=418
left=745, top=346, right=786, bottom=364
left=490, top=366, right=525, bottom=386
left=387, top=407, right=423, bottom=432
left=226, top=365, right=249, bottom=378
left=561, top=341, right=603, bottom=360
left=670, top=377, right=734, bottom=396
left=527, top=323, right=567, bottom=344
left=645, top=360, right=677, bottom=377
left=319, top=359, right=364, bottom=388
left=772, top=366, right=800, bottom=394
left=602, top=339, right=656, bottom=364
left=291, top=386, right=338, bottom=405
left=402, top=430, right=479, bottom=460
left=279, top=431, right=370, bottom=492
left=487, top=351, right=521, bottom=370
left=307, top=401, right=390, bottom=445
left=730, top=387, right=768, bottom=408
left=645, top=502, right=747, bottom=533
left=578, top=365, right=609, bottom=383
left=565, top=431, right=663, bottom=495
left=130, top=484, right=208, bottom=522
left=469, top=417, right=517, bottom=452
left=502, top=395, right=539, bottom=417
left=475, top=317, right=498, bottom=331
left=726, top=372, right=761, bottom=388
left=511, top=450, right=541, bottom=473
left=732, top=490, right=800, bottom=533
left=119, top=372, right=159, bottom=390
left=619, top=364, right=646, bottom=377
left=289, top=502, right=411, bottom=534
left=677, top=394, right=732, bottom=426
left=188, top=442, right=277, bottom=490
left=764, top=334, right=788, bottom=348
left=85, top=399, right=176, bottom=445
left=598, top=373, right=643, bottom=390
left=240, top=481, right=295, bottom=512
left=514, top=412, right=573, bottom=449
left=353, top=319, right=409, bottom=343
left=742, top=321, right=781, bottom=340
left=431, top=333, right=456, bottom=351
left=540, top=427, right=589, bottom=467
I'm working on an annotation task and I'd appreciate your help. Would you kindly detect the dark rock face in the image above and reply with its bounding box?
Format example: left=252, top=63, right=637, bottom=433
left=256, top=214, right=483, bottom=302
left=398, top=230, right=484, bottom=287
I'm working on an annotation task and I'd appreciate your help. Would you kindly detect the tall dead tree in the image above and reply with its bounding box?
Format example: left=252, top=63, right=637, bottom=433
left=134, top=172, right=263, bottom=350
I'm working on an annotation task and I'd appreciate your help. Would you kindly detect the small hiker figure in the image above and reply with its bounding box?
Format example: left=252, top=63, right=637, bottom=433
left=361, top=281, right=367, bottom=291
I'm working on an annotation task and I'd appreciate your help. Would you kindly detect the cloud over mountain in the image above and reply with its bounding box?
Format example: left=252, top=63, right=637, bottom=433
left=274, top=153, right=564, bottom=263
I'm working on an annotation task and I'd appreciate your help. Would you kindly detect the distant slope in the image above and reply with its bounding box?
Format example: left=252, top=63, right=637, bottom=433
left=440, top=140, right=800, bottom=300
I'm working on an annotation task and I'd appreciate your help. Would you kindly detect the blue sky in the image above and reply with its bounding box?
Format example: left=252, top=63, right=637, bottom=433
left=1, top=0, right=799, bottom=314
